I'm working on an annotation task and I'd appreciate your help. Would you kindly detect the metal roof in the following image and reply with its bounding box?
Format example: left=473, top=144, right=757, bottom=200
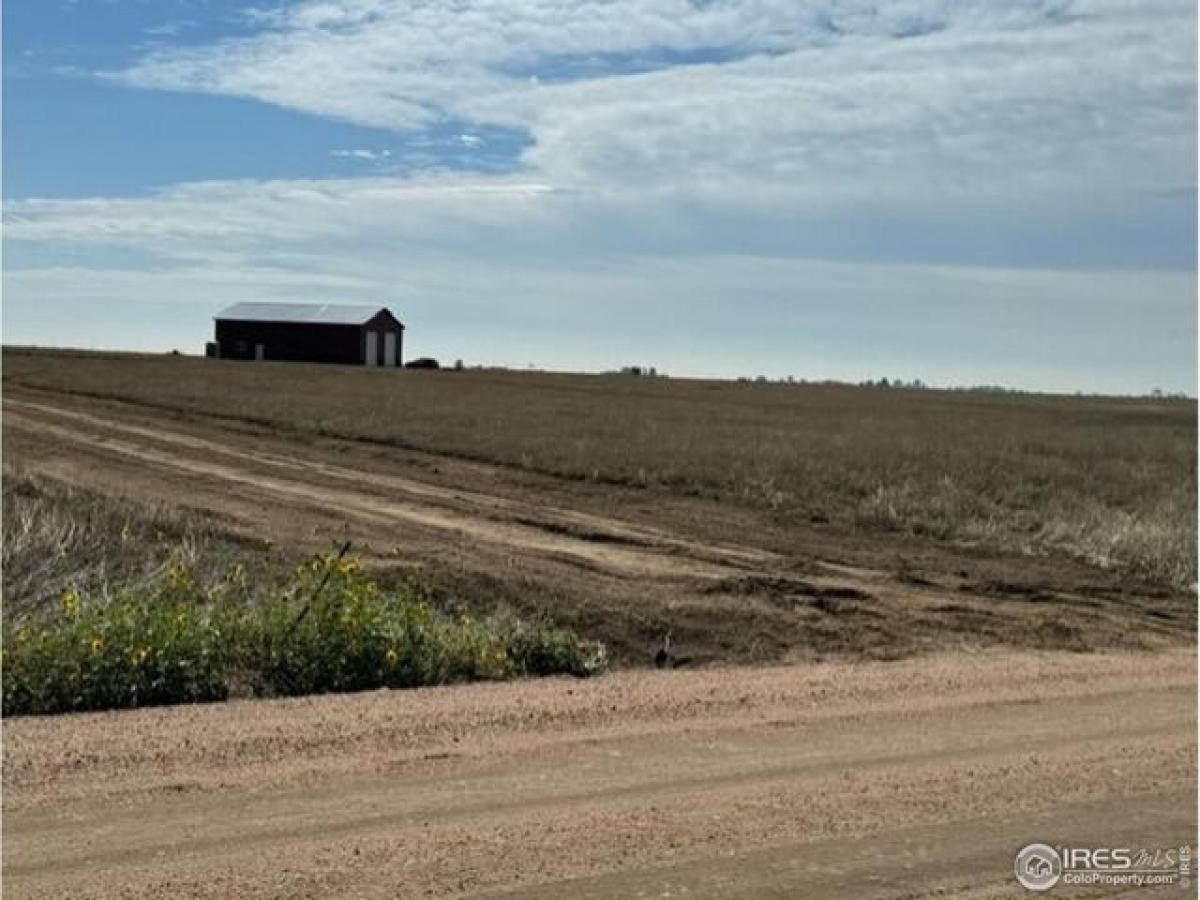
left=215, top=302, right=399, bottom=326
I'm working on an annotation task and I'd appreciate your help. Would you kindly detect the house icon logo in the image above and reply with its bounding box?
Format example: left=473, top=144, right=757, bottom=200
left=1015, top=843, right=1062, bottom=891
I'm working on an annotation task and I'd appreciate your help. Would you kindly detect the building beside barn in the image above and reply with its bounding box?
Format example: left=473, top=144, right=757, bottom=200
left=211, top=303, right=404, bottom=367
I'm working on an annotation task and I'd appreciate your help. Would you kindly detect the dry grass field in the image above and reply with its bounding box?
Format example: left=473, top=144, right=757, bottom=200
left=3, top=346, right=1196, bottom=667
left=5, top=348, right=1195, bottom=590
left=3, top=348, right=1196, bottom=898
left=2, top=467, right=265, bottom=612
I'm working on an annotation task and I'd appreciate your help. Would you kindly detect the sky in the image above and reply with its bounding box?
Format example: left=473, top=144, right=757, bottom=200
left=3, top=0, right=1196, bottom=394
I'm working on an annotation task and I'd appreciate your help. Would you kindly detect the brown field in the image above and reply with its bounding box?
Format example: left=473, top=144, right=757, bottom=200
left=3, top=347, right=1196, bottom=898
left=3, top=347, right=1195, bottom=665
left=5, top=347, right=1196, bottom=590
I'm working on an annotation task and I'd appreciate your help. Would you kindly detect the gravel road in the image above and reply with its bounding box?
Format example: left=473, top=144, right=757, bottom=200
left=5, top=650, right=1195, bottom=899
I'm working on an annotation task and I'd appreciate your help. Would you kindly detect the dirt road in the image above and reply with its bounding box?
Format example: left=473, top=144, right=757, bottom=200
left=3, top=388, right=1193, bottom=663
left=3, top=396, right=772, bottom=579
left=4, top=650, right=1195, bottom=898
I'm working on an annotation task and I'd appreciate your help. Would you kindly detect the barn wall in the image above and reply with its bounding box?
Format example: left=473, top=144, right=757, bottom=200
left=363, top=311, right=404, bottom=366
left=215, top=321, right=364, bottom=364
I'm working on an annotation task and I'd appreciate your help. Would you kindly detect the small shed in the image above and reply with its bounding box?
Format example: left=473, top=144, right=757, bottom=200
left=212, top=302, right=405, bottom=367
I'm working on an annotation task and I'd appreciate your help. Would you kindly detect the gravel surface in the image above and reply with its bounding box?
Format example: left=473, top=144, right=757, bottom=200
left=5, top=650, right=1195, bottom=898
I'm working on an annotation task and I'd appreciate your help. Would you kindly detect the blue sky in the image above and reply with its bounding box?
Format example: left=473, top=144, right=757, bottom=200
left=3, top=0, right=1196, bottom=393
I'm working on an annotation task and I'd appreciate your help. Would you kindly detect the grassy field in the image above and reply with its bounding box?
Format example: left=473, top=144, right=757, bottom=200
left=2, top=469, right=601, bottom=714
left=5, top=348, right=1196, bottom=591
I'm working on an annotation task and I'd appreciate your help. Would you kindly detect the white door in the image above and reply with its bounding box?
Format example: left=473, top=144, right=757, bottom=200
left=364, top=331, right=378, bottom=366
left=383, top=332, right=397, bottom=367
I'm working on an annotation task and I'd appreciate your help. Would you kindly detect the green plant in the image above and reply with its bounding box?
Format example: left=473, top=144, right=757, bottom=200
left=3, top=551, right=606, bottom=716
left=2, top=574, right=228, bottom=715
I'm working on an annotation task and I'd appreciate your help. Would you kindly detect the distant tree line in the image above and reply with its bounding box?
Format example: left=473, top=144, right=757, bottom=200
left=406, top=360, right=1191, bottom=400
left=613, top=366, right=664, bottom=378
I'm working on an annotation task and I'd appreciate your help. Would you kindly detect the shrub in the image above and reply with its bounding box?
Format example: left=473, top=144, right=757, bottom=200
left=2, top=552, right=605, bottom=716
left=2, top=575, right=228, bottom=715
left=505, top=622, right=607, bottom=677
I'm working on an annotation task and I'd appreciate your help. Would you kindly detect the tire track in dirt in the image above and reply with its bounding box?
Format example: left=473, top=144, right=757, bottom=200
left=4, top=399, right=773, bottom=580
left=8, top=398, right=755, bottom=558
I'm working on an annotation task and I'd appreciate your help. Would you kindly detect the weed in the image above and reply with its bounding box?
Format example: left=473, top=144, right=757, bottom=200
left=3, top=551, right=605, bottom=716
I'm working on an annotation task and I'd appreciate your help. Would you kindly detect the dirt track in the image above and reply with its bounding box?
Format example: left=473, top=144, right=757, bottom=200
left=3, top=397, right=772, bottom=580
left=4, top=650, right=1196, bottom=898
left=3, top=387, right=1193, bottom=663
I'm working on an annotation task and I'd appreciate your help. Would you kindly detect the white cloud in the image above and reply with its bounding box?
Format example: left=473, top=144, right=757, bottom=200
left=108, top=0, right=1194, bottom=203
left=331, top=148, right=392, bottom=161
left=3, top=175, right=558, bottom=246
left=143, top=22, right=191, bottom=38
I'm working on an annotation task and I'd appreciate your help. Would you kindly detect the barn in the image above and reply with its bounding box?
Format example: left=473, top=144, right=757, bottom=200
left=211, top=303, right=405, bottom=367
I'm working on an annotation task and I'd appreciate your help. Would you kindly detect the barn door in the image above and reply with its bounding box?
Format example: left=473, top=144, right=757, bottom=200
left=384, top=332, right=397, bottom=367
left=364, top=331, right=378, bottom=367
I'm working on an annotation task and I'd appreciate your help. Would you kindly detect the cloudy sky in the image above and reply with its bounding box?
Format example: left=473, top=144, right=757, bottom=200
left=4, top=0, right=1196, bottom=392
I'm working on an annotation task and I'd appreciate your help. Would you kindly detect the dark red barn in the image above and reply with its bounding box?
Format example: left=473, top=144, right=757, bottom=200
left=211, top=303, right=404, bottom=367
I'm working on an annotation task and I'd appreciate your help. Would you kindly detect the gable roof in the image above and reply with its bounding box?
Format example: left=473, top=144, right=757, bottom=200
left=215, top=302, right=402, bottom=327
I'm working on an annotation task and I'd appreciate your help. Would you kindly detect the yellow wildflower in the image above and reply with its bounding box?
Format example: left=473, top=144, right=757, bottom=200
left=167, top=564, right=195, bottom=591
left=89, top=636, right=104, bottom=654
left=60, top=589, right=81, bottom=617
left=385, top=648, right=399, bottom=668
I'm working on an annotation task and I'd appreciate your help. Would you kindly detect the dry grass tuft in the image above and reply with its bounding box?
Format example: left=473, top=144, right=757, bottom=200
left=2, top=466, right=265, bottom=614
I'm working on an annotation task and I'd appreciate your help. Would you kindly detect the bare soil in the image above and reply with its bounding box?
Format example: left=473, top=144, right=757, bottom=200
left=3, top=385, right=1192, bottom=665
left=4, top=650, right=1195, bottom=898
